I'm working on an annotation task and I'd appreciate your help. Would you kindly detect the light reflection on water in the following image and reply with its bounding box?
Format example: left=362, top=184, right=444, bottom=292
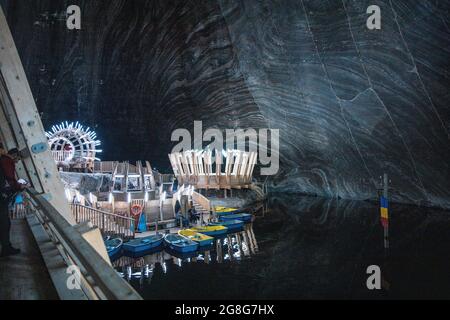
left=113, top=224, right=259, bottom=286
left=112, top=194, right=450, bottom=299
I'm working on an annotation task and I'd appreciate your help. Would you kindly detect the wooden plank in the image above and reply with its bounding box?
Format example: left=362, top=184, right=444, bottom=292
left=0, top=7, right=73, bottom=223
left=32, top=192, right=142, bottom=300
left=26, top=214, right=87, bottom=300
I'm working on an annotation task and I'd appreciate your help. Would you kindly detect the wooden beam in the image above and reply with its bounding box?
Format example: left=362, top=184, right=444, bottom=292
left=0, top=7, right=74, bottom=223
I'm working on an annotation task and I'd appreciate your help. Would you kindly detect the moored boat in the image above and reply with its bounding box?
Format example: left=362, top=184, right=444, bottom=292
left=164, top=233, right=199, bottom=253
left=179, top=229, right=214, bottom=247
left=164, top=247, right=200, bottom=260
left=214, top=206, right=241, bottom=216
left=123, top=233, right=164, bottom=254
left=219, top=213, right=253, bottom=223
left=104, top=237, right=123, bottom=259
left=209, top=219, right=244, bottom=232
left=191, top=225, right=228, bottom=237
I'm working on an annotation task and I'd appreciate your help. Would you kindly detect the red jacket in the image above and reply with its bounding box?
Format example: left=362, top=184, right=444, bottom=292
left=0, top=155, right=21, bottom=192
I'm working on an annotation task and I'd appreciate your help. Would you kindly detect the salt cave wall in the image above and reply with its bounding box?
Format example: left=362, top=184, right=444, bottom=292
left=1, top=0, right=449, bottom=208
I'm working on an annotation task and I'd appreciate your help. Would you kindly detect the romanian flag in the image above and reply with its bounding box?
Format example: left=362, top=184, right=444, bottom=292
left=380, top=196, right=389, bottom=227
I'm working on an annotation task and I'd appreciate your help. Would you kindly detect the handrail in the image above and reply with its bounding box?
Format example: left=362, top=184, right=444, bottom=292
left=71, top=203, right=134, bottom=221
left=26, top=189, right=142, bottom=300
left=71, top=203, right=135, bottom=239
left=192, top=191, right=211, bottom=212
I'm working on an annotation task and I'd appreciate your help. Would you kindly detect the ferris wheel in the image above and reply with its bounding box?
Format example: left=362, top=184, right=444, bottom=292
left=45, top=121, right=102, bottom=165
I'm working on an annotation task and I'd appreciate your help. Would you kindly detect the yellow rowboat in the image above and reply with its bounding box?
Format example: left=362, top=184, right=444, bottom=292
left=191, top=225, right=228, bottom=237
left=178, top=229, right=214, bottom=247
left=214, top=206, right=241, bottom=216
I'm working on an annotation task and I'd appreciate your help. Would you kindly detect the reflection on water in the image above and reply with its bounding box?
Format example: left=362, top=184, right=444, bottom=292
left=113, top=224, right=259, bottom=289
left=114, top=193, right=450, bottom=299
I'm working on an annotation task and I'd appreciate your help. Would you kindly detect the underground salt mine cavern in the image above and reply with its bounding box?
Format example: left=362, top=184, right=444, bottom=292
left=0, top=0, right=449, bottom=305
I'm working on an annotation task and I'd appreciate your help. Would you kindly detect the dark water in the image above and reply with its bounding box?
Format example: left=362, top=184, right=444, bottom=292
left=114, top=194, right=450, bottom=299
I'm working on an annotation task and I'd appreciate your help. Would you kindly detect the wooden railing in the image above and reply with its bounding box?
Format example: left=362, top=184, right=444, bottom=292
left=71, top=204, right=135, bottom=239
left=169, top=150, right=256, bottom=189
left=52, top=150, right=73, bottom=162
left=93, top=161, right=117, bottom=173
left=160, top=173, right=174, bottom=184
left=192, top=191, right=211, bottom=212
left=25, top=190, right=142, bottom=300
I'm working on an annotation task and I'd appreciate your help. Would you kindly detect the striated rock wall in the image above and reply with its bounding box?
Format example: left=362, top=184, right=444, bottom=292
left=1, top=0, right=449, bottom=207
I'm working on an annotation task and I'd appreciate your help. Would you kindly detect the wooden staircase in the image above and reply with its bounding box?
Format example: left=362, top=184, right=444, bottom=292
left=102, top=215, right=134, bottom=239
left=192, top=199, right=211, bottom=225
left=71, top=204, right=135, bottom=239
left=192, top=200, right=209, bottom=214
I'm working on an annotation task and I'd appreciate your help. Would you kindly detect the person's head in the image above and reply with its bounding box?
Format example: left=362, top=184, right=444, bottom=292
left=8, top=148, right=21, bottom=162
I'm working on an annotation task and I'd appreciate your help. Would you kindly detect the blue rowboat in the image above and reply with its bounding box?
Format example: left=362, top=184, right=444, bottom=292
left=219, top=213, right=253, bottom=223
left=164, top=247, right=200, bottom=260
left=209, top=219, right=245, bottom=232
left=123, top=234, right=164, bottom=254
left=164, top=234, right=198, bottom=253
left=124, top=246, right=164, bottom=258
left=104, top=238, right=123, bottom=260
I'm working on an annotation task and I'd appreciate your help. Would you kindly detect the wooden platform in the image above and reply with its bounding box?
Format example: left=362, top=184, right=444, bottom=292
left=0, top=219, right=58, bottom=300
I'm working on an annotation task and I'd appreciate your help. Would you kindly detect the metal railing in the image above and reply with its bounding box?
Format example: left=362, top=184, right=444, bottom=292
left=25, top=189, right=142, bottom=300
left=71, top=204, right=135, bottom=239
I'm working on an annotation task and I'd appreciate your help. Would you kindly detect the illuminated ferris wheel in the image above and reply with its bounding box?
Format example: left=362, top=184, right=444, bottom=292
left=46, top=121, right=102, bottom=171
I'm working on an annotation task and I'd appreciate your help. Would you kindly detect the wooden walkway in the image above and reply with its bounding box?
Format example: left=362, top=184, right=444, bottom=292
left=0, top=219, right=58, bottom=300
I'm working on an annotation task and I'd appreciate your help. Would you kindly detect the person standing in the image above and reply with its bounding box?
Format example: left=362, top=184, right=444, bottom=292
left=0, top=148, right=24, bottom=257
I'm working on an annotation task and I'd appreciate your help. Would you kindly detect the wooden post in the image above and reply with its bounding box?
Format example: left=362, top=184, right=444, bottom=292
left=180, top=195, right=188, bottom=228
left=200, top=210, right=203, bottom=226
left=0, top=7, right=74, bottom=224
left=159, top=196, right=164, bottom=222
left=383, top=173, right=388, bottom=198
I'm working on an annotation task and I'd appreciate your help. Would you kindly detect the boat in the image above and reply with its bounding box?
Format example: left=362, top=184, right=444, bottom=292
left=209, top=219, right=244, bottom=232
left=214, top=206, right=241, bottom=216
left=164, top=247, right=200, bottom=260
left=219, top=213, right=253, bottom=223
left=104, top=237, right=123, bottom=259
left=164, top=233, right=198, bottom=253
left=190, top=225, right=228, bottom=237
left=123, top=233, right=164, bottom=254
left=179, top=229, right=214, bottom=247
